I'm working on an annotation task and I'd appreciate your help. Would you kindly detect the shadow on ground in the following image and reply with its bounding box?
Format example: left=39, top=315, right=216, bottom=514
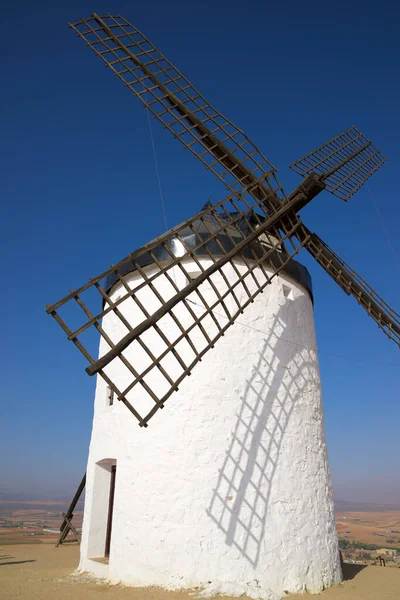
left=342, top=563, right=367, bottom=581
left=0, top=557, right=36, bottom=566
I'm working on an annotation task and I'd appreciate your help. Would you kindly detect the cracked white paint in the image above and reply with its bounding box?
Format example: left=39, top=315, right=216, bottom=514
left=79, top=258, right=342, bottom=598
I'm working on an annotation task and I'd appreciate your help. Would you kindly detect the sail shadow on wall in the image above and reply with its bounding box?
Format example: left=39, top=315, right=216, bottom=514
left=208, top=295, right=327, bottom=567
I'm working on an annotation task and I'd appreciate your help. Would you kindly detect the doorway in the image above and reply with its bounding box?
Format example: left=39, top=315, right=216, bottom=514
left=87, top=459, right=117, bottom=561
left=105, top=465, right=116, bottom=558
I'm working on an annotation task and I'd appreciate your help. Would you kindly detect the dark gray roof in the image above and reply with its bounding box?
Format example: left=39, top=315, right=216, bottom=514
left=105, top=212, right=313, bottom=300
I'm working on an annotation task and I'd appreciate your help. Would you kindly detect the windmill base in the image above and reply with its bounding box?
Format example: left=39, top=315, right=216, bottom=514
left=78, top=266, right=342, bottom=599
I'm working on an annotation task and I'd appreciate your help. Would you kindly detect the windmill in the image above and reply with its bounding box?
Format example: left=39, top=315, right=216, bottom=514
left=47, top=13, right=399, bottom=597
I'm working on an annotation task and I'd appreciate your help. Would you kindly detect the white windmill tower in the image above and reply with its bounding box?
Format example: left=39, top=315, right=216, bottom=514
left=48, top=13, right=399, bottom=600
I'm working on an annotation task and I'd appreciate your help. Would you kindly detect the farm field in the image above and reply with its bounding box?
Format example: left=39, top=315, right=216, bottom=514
left=0, top=500, right=83, bottom=546
left=2, top=500, right=400, bottom=550
left=1, top=500, right=400, bottom=599
left=336, top=510, right=400, bottom=548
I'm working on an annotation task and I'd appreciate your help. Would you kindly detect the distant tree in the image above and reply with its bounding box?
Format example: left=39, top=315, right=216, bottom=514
left=350, top=541, right=379, bottom=550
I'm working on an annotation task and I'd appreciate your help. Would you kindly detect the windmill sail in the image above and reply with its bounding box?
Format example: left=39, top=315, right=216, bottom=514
left=47, top=14, right=399, bottom=427
left=69, top=16, right=387, bottom=258
left=69, top=13, right=299, bottom=253
left=298, top=228, right=400, bottom=345
left=47, top=185, right=313, bottom=427
left=69, top=14, right=284, bottom=201
left=289, top=126, right=386, bottom=201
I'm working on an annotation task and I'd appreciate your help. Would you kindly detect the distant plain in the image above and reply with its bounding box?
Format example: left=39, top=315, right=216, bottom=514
left=1, top=499, right=400, bottom=600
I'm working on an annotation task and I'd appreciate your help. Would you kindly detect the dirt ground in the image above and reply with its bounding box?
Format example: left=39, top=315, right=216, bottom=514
left=1, top=543, right=399, bottom=600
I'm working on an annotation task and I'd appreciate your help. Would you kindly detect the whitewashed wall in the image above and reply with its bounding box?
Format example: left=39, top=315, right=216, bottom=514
left=79, top=258, right=342, bottom=599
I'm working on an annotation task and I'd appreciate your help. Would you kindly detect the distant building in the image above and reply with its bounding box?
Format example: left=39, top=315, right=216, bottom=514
left=375, top=548, right=397, bottom=558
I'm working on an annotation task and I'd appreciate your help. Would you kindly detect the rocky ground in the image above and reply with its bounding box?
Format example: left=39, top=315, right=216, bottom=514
left=1, top=543, right=399, bottom=600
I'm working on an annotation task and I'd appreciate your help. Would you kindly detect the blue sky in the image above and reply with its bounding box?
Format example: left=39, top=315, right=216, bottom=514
left=1, top=0, right=399, bottom=503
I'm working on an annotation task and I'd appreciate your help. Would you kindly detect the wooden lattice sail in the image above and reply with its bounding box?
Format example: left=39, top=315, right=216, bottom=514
left=47, top=14, right=398, bottom=428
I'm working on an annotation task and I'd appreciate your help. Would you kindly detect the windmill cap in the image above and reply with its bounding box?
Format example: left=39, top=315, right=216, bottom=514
left=104, top=212, right=313, bottom=301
